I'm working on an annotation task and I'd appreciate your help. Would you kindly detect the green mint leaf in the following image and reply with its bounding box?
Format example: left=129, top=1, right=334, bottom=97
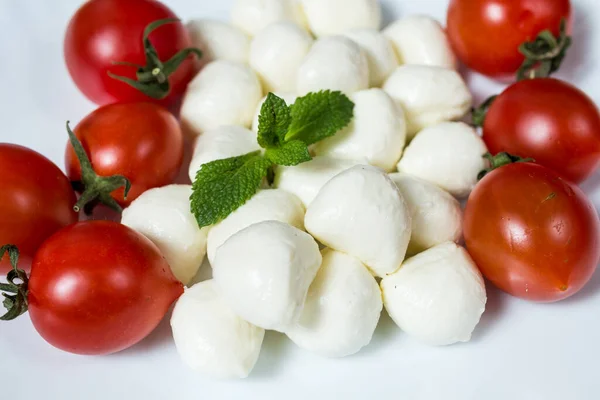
left=265, top=140, right=312, bottom=166
left=286, top=90, right=354, bottom=145
left=257, top=93, right=292, bottom=148
left=190, top=151, right=272, bottom=228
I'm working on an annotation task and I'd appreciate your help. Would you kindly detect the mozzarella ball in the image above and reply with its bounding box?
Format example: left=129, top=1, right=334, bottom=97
left=343, top=29, right=398, bottom=87
left=252, top=92, right=298, bottom=133
left=287, top=249, right=382, bottom=357
left=213, top=221, right=322, bottom=332
left=231, top=0, right=308, bottom=36
left=250, top=22, right=313, bottom=93
left=384, top=16, right=457, bottom=69
left=171, top=280, right=265, bottom=379
left=380, top=242, right=487, bottom=346
left=313, top=89, right=406, bottom=172
left=188, top=125, right=260, bottom=181
left=389, top=173, right=462, bottom=256
left=181, top=61, right=262, bottom=136
left=187, top=19, right=250, bottom=65
left=274, top=156, right=363, bottom=207
left=397, top=122, right=487, bottom=197
left=382, top=65, right=472, bottom=138
left=121, top=185, right=207, bottom=285
left=297, top=36, right=369, bottom=95
left=207, top=189, right=305, bottom=263
left=305, top=165, right=411, bottom=277
left=300, top=0, right=381, bottom=37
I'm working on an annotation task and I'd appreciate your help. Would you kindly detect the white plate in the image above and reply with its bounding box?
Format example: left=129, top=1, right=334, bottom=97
left=1, top=1, right=599, bottom=399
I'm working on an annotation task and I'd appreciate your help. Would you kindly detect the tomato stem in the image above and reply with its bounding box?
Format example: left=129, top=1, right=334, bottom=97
left=516, top=18, right=571, bottom=81
left=0, top=245, right=29, bottom=321
left=66, top=122, right=131, bottom=214
left=478, top=152, right=535, bottom=180
left=107, top=18, right=202, bottom=100
left=471, top=95, right=497, bottom=127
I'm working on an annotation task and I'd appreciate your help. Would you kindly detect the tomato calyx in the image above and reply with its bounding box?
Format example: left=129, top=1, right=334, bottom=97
left=516, top=19, right=571, bottom=81
left=478, top=152, right=534, bottom=180
left=0, top=245, right=29, bottom=321
left=471, top=95, right=497, bottom=127
left=107, top=19, right=202, bottom=100
left=66, top=122, right=131, bottom=214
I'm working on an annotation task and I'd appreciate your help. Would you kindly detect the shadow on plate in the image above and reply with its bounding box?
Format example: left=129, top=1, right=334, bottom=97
left=251, top=330, right=293, bottom=379
left=555, top=3, right=593, bottom=84
left=356, top=308, right=402, bottom=357
left=470, top=282, right=507, bottom=342
left=380, top=0, right=401, bottom=28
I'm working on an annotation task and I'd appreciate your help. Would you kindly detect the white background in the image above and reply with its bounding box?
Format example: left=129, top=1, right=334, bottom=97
left=1, top=1, right=600, bottom=399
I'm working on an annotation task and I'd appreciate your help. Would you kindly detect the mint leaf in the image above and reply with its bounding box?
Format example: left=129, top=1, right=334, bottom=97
left=265, top=140, right=312, bottom=166
left=190, top=151, right=272, bottom=228
left=257, top=93, right=292, bottom=148
left=286, top=90, right=354, bottom=145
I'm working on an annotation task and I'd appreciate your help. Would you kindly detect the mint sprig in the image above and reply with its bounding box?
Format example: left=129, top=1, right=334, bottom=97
left=190, top=90, right=354, bottom=228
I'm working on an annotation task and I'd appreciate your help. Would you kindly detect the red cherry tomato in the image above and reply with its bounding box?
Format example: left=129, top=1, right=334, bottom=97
left=28, top=221, right=183, bottom=355
left=483, top=78, right=600, bottom=183
left=464, top=162, right=599, bottom=302
left=65, top=102, right=183, bottom=208
left=64, top=0, right=199, bottom=107
left=0, top=144, right=77, bottom=272
left=447, top=0, right=571, bottom=78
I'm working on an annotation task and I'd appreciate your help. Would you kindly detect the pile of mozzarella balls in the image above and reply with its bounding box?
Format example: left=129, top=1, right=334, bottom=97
left=121, top=0, right=489, bottom=379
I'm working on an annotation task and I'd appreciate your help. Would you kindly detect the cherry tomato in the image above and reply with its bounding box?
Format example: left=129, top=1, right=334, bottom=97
left=27, top=221, right=183, bottom=355
left=447, top=0, right=571, bottom=78
left=64, top=0, right=199, bottom=107
left=483, top=78, right=600, bottom=183
left=464, top=162, right=599, bottom=302
left=65, top=102, right=183, bottom=208
left=0, top=144, right=77, bottom=273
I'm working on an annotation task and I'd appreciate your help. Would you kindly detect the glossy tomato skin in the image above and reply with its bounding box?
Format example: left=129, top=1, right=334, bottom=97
left=28, top=221, right=183, bottom=355
left=484, top=79, right=600, bottom=183
left=464, top=163, right=599, bottom=302
left=64, top=0, right=197, bottom=107
left=0, top=144, right=77, bottom=273
left=447, top=0, right=571, bottom=78
left=65, top=102, right=184, bottom=207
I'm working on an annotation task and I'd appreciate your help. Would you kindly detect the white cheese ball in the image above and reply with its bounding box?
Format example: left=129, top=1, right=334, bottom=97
left=121, top=185, right=207, bottom=285
left=187, top=19, right=250, bottom=65
left=250, top=22, right=313, bottom=93
left=231, top=0, right=308, bottom=36
left=380, top=242, right=487, bottom=346
left=213, top=221, right=322, bottom=332
left=171, top=280, right=265, bottom=379
left=382, top=65, right=472, bottom=138
left=251, top=92, right=298, bottom=133
left=389, top=173, right=462, bottom=256
left=297, top=36, right=369, bottom=95
left=343, top=29, right=398, bottom=87
left=305, top=165, right=411, bottom=277
left=181, top=61, right=263, bottom=136
left=274, top=156, right=363, bottom=207
left=397, top=122, right=488, bottom=197
left=207, top=189, right=305, bottom=264
left=188, top=125, right=260, bottom=181
left=384, top=16, right=457, bottom=69
left=300, top=0, right=381, bottom=37
left=287, top=249, right=382, bottom=357
left=313, top=89, right=406, bottom=172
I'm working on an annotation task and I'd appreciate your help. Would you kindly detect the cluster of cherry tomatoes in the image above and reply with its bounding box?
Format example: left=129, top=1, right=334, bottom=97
left=449, top=0, right=600, bottom=302
left=0, top=0, right=200, bottom=354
